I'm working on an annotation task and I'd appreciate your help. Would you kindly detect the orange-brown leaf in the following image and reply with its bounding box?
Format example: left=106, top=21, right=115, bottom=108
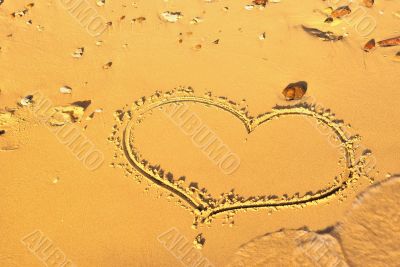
left=377, top=36, right=400, bottom=47
left=363, top=39, right=376, bottom=52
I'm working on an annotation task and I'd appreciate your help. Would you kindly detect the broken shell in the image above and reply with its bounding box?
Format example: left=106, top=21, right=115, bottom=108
left=282, top=81, right=308, bottom=101
left=159, top=11, right=183, bottom=23
left=72, top=47, right=84, bottom=58
left=20, top=95, right=33, bottom=106
left=259, top=32, right=266, bottom=40
left=59, top=86, right=72, bottom=94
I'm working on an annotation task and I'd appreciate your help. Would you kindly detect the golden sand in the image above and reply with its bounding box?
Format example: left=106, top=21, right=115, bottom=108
left=1, top=0, right=399, bottom=266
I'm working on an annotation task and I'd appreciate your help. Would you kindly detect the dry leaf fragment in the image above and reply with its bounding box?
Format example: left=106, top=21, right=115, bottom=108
left=103, top=61, right=112, bottom=69
left=132, top=17, right=146, bottom=23
left=253, top=0, right=268, bottom=6
left=302, top=25, right=343, bottom=41
left=282, top=81, right=308, bottom=101
left=363, top=39, right=376, bottom=52
left=331, top=6, right=351, bottom=18
left=377, top=36, right=400, bottom=47
left=364, top=0, right=374, bottom=8
left=0, top=130, right=5, bottom=136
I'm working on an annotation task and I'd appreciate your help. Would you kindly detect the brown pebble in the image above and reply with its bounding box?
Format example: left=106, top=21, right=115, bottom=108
left=282, top=81, right=308, bottom=101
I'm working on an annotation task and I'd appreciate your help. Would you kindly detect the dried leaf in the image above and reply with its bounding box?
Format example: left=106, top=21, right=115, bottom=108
left=282, top=81, right=308, bottom=101
left=377, top=36, right=400, bottom=47
left=363, top=0, right=374, bottom=8
left=331, top=6, right=351, bottom=18
left=363, top=39, right=376, bottom=52
left=302, top=25, right=343, bottom=41
left=253, top=0, right=268, bottom=6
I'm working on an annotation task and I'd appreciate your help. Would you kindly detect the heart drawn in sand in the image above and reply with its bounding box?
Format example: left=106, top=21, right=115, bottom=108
left=112, top=88, right=368, bottom=226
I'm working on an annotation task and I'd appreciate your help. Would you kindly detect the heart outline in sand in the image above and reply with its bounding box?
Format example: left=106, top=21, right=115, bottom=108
left=115, top=88, right=367, bottom=225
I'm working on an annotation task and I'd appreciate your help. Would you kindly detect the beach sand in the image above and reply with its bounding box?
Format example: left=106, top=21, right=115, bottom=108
left=0, top=0, right=399, bottom=266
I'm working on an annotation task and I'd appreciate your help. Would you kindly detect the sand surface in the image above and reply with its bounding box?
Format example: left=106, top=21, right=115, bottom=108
left=0, top=0, right=399, bottom=266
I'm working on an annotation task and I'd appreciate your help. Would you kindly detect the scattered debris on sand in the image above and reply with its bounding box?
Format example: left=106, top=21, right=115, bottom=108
left=282, top=81, right=308, bottom=100
left=159, top=11, right=183, bottom=23
left=302, top=25, right=343, bottom=41
left=364, top=36, right=400, bottom=52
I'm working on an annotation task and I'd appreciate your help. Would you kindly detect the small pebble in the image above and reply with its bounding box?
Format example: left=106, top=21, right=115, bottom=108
left=59, top=86, right=72, bottom=94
